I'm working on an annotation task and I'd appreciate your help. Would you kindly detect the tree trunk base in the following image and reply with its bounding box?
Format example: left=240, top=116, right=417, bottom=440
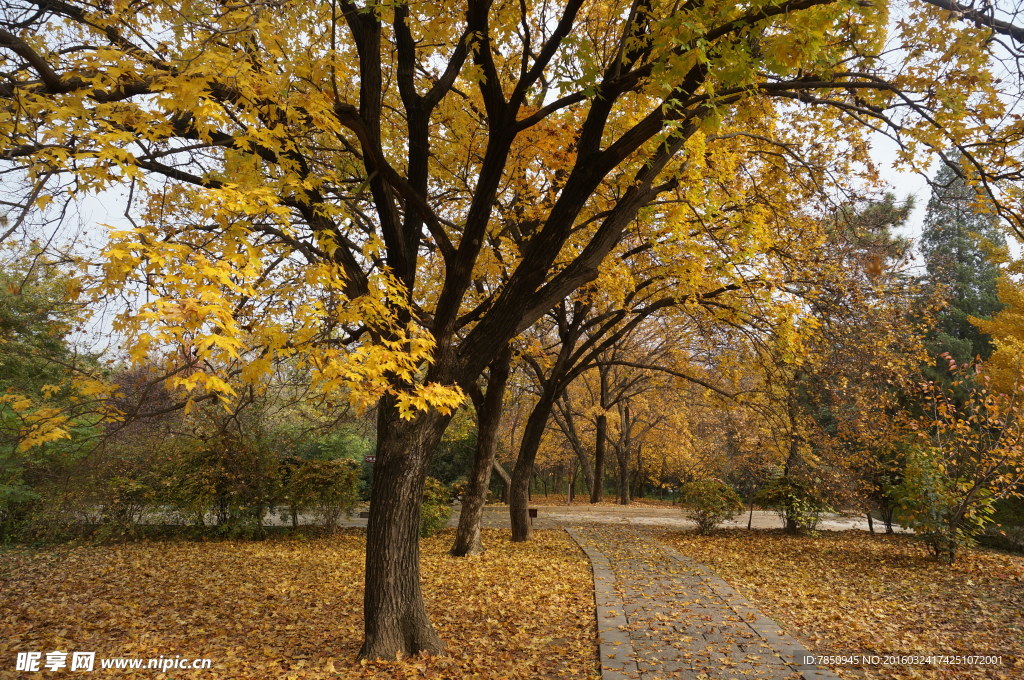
left=510, top=505, right=532, bottom=542
left=450, top=527, right=484, bottom=557
left=358, top=620, right=446, bottom=660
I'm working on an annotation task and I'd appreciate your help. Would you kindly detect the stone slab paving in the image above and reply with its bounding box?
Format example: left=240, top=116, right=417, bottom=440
left=568, top=527, right=642, bottom=680
left=568, top=525, right=842, bottom=680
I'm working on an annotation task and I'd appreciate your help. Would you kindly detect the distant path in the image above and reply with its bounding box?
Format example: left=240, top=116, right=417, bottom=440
left=334, top=500, right=904, bottom=534
left=567, top=524, right=842, bottom=680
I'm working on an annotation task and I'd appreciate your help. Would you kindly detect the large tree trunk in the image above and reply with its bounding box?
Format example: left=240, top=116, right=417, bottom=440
left=510, top=389, right=557, bottom=541
left=451, top=349, right=512, bottom=557
left=360, top=401, right=450, bottom=660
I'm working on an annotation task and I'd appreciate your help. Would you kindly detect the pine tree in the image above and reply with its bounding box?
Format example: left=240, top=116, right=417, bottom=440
left=920, top=157, right=1006, bottom=365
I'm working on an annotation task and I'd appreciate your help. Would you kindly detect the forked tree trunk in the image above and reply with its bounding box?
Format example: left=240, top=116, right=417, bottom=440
left=451, top=348, right=512, bottom=557
left=360, top=402, right=450, bottom=660
left=555, top=394, right=594, bottom=497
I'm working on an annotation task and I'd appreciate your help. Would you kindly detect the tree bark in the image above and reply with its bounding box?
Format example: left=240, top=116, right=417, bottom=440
left=360, top=401, right=449, bottom=660
left=631, top=445, right=643, bottom=500
left=617, top=453, right=630, bottom=505
left=615, top=404, right=632, bottom=505
left=553, top=394, right=595, bottom=497
left=451, top=347, right=512, bottom=557
left=591, top=413, right=607, bottom=503
left=567, top=459, right=576, bottom=503
left=510, top=388, right=558, bottom=541
left=492, top=460, right=511, bottom=504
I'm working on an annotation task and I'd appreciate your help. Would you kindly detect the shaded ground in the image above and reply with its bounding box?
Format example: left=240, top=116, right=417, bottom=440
left=0, top=529, right=598, bottom=680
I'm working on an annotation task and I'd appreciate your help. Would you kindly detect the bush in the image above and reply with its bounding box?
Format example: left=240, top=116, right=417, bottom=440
left=157, top=438, right=277, bottom=536
left=278, top=457, right=360, bottom=528
left=890, top=448, right=997, bottom=563
left=755, top=476, right=830, bottom=534
left=420, top=477, right=452, bottom=538
left=0, top=482, right=38, bottom=541
left=678, top=480, right=744, bottom=534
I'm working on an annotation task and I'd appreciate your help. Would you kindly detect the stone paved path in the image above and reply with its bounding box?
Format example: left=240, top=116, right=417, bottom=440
left=567, top=525, right=842, bottom=680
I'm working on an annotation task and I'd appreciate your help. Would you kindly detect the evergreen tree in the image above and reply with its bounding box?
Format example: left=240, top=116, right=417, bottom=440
left=920, top=156, right=1006, bottom=365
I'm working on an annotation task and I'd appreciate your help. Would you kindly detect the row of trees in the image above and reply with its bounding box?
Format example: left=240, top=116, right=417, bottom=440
left=463, top=163, right=1024, bottom=563
left=4, top=0, right=1024, bottom=659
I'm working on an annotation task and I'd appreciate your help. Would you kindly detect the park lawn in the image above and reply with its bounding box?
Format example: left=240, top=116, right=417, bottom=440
left=0, top=528, right=599, bottom=680
left=658, top=529, right=1024, bottom=680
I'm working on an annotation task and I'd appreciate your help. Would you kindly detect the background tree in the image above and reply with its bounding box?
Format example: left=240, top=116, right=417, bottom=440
left=921, top=155, right=1007, bottom=368
left=0, top=245, right=98, bottom=537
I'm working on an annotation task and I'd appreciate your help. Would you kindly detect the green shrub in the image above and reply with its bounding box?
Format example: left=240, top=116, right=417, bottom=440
left=889, top=447, right=998, bottom=563
left=0, top=482, right=39, bottom=541
left=678, top=479, right=744, bottom=534
left=278, top=457, right=360, bottom=528
left=420, top=477, right=452, bottom=538
left=755, top=476, right=830, bottom=534
left=157, top=438, right=276, bottom=535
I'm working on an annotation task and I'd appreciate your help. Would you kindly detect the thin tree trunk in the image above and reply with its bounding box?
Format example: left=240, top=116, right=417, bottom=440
left=618, top=454, right=630, bottom=505
left=866, top=512, right=874, bottom=535
left=567, top=460, right=574, bottom=504
left=510, top=389, right=557, bottom=541
left=616, top=404, right=632, bottom=505
left=451, top=347, right=511, bottom=557
left=591, top=413, right=607, bottom=503
left=881, top=505, right=895, bottom=534
left=492, top=460, right=511, bottom=504
left=554, top=393, right=594, bottom=496
left=590, top=366, right=610, bottom=503
left=360, top=401, right=449, bottom=660
left=631, top=445, right=643, bottom=500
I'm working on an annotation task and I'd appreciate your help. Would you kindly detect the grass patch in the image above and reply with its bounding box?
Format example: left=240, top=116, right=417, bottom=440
left=0, top=528, right=599, bottom=679
left=657, top=529, right=1024, bottom=679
